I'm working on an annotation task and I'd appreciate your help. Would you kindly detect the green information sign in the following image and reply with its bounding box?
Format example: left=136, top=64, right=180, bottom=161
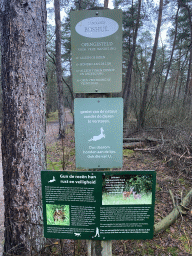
left=41, top=170, right=156, bottom=240
left=74, top=98, right=123, bottom=169
left=70, top=9, right=122, bottom=93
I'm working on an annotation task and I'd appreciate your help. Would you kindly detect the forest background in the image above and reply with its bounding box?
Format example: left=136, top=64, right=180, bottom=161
left=1, top=0, right=192, bottom=134
left=0, top=0, right=192, bottom=255
left=45, top=0, right=192, bottom=136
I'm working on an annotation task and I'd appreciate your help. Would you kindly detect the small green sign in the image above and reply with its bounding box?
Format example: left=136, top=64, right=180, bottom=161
left=41, top=170, right=156, bottom=240
left=70, top=9, right=122, bottom=93
left=74, top=98, right=123, bottom=169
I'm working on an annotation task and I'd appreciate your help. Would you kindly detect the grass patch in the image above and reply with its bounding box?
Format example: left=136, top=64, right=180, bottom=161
left=167, top=246, right=179, bottom=255
left=69, top=149, right=75, bottom=156
left=179, top=235, right=191, bottom=254
left=102, top=192, right=152, bottom=205
left=178, top=178, right=185, bottom=185
left=123, top=149, right=134, bottom=157
left=47, top=111, right=58, bottom=122
left=47, top=160, right=63, bottom=170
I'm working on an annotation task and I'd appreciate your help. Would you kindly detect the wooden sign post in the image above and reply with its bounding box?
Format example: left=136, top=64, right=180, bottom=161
left=41, top=8, right=156, bottom=256
left=71, top=8, right=122, bottom=255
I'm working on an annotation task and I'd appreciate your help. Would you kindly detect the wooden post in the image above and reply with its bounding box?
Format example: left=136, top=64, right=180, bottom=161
left=73, top=3, right=119, bottom=254
left=87, top=240, right=112, bottom=256
left=85, top=94, right=113, bottom=256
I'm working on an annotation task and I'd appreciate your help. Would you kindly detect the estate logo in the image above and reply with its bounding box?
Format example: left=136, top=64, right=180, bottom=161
left=75, top=17, right=119, bottom=38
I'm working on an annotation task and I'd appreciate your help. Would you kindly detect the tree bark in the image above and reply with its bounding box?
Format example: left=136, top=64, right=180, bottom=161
left=137, top=0, right=163, bottom=130
left=104, top=0, right=108, bottom=8
left=54, top=0, right=65, bottom=138
left=1, top=0, right=46, bottom=254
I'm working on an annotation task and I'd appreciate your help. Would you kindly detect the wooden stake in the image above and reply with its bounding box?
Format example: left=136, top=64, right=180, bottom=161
left=87, top=240, right=112, bottom=256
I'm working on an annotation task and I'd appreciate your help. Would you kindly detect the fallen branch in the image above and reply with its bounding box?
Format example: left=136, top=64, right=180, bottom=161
left=154, top=188, right=192, bottom=234
left=123, top=142, right=145, bottom=149
left=170, top=151, right=192, bottom=159
left=134, top=146, right=158, bottom=152
left=123, top=138, right=146, bottom=142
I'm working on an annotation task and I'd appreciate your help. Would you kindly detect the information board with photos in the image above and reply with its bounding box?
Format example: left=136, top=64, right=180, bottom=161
left=70, top=9, right=122, bottom=93
left=74, top=98, right=123, bottom=169
left=41, top=170, right=156, bottom=240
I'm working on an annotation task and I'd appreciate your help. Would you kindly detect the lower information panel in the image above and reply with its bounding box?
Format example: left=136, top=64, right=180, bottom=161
left=41, top=170, right=156, bottom=240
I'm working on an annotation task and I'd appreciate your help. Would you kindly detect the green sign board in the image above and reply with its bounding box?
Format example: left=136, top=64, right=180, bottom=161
left=70, top=9, right=122, bottom=93
left=41, top=170, right=156, bottom=240
left=74, top=98, right=123, bottom=169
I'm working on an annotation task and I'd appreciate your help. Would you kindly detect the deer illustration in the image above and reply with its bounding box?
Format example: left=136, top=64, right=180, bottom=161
left=53, top=208, right=65, bottom=222
left=74, top=233, right=81, bottom=237
left=123, top=187, right=133, bottom=199
left=88, top=127, right=105, bottom=142
left=133, top=191, right=142, bottom=199
left=48, top=176, right=56, bottom=183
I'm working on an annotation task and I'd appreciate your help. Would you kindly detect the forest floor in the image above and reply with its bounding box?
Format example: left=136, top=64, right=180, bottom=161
left=44, top=119, right=192, bottom=256
left=0, top=111, right=191, bottom=255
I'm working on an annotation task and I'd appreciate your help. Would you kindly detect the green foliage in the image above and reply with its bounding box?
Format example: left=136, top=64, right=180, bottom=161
left=102, top=174, right=153, bottom=195
left=125, top=175, right=153, bottom=193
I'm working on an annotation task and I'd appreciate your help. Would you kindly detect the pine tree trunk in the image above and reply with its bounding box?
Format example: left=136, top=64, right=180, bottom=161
left=1, top=0, right=46, bottom=254
left=182, top=5, right=192, bottom=106
left=137, top=0, right=163, bottom=130
left=54, top=0, right=65, bottom=138
left=159, top=6, right=179, bottom=107
left=123, top=0, right=141, bottom=125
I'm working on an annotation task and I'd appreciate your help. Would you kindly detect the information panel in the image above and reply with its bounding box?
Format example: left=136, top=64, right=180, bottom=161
left=41, top=170, right=156, bottom=240
left=74, top=98, right=123, bottom=169
left=70, top=9, right=122, bottom=93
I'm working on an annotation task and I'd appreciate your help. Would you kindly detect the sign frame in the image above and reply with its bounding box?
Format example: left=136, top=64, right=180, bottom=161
left=41, top=170, right=156, bottom=240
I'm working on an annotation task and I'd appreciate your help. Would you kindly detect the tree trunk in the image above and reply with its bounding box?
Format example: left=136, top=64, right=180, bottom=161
left=137, top=0, right=163, bottom=130
left=1, top=0, right=46, bottom=255
left=104, top=0, right=108, bottom=8
left=54, top=0, right=65, bottom=138
left=123, top=0, right=141, bottom=125
left=179, top=1, right=192, bottom=106
left=159, top=6, right=179, bottom=107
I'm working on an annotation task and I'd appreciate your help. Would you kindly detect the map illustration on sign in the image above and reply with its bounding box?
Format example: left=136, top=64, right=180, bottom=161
left=70, top=9, right=122, bottom=93
left=75, top=98, right=123, bottom=169
left=88, top=127, right=105, bottom=142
